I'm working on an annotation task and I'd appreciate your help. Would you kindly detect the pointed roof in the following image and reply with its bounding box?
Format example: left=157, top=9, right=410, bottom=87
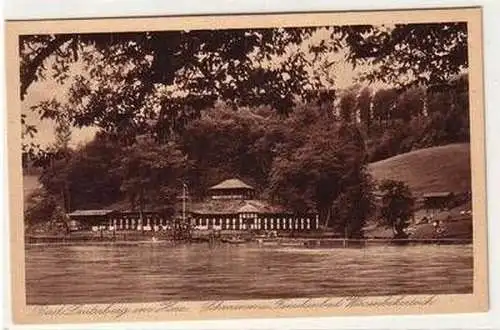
left=238, top=203, right=261, bottom=213
left=189, top=199, right=287, bottom=215
left=208, top=178, right=254, bottom=190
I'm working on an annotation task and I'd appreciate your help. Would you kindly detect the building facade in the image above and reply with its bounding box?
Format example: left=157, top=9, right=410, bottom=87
left=190, top=212, right=319, bottom=231
left=189, top=178, right=319, bottom=232
left=68, top=210, right=174, bottom=232
left=67, top=178, right=320, bottom=232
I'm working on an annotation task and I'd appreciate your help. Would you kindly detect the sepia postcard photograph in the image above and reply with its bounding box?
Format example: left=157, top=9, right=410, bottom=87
left=4, top=6, right=488, bottom=325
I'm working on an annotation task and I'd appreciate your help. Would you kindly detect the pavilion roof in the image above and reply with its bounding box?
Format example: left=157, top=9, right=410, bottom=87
left=208, top=178, right=254, bottom=190
left=189, top=199, right=287, bottom=215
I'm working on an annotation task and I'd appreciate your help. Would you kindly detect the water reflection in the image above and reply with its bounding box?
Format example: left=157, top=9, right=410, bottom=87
left=25, top=243, right=473, bottom=305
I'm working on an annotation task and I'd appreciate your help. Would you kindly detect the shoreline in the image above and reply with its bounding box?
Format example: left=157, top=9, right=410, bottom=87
left=24, top=235, right=472, bottom=247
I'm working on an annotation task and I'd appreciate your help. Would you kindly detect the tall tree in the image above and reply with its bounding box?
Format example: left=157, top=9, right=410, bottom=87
left=420, top=74, right=470, bottom=146
left=117, top=137, right=189, bottom=214
left=38, top=154, right=72, bottom=212
left=338, top=86, right=359, bottom=123
left=65, top=132, right=123, bottom=210
left=267, top=107, right=369, bottom=229
left=394, top=86, right=425, bottom=122
left=372, top=88, right=399, bottom=125
left=24, top=188, right=58, bottom=229
left=378, top=179, right=415, bottom=239
left=357, top=86, right=372, bottom=129
left=54, top=116, right=72, bottom=150
left=38, top=114, right=74, bottom=212
left=332, top=163, right=375, bottom=238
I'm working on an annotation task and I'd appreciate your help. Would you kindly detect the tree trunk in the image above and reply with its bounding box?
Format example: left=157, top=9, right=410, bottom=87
left=392, top=218, right=408, bottom=239
left=60, top=188, right=66, bottom=212
left=66, top=183, right=71, bottom=212
left=325, top=207, right=332, bottom=229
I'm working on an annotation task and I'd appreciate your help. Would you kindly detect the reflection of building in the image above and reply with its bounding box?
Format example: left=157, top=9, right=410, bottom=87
left=189, top=178, right=319, bottom=231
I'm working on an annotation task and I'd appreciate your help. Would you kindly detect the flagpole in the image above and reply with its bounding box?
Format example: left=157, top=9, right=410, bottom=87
left=182, top=183, right=188, bottom=223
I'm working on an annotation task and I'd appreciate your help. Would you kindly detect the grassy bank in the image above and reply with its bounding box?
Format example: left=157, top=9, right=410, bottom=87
left=368, top=143, right=471, bottom=196
left=366, top=143, right=472, bottom=241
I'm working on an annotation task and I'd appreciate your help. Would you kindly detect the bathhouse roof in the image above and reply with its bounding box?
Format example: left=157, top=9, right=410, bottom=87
left=208, top=178, right=254, bottom=191
left=67, top=209, right=115, bottom=217
left=189, top=199, right=286, bottom=215
left=238, top=203, right=261, bottom=213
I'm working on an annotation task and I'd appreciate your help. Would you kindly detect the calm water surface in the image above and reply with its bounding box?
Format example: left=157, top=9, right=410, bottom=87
left=25, top=243, right=473, bottom=305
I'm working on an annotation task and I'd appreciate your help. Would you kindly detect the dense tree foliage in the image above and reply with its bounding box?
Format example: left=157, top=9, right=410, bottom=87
left=117, top=137, right=189, bottom=214
left=24, top=188, right=58, bottom=229
left=37, top=115, right=73, bottom=213
left=394, top=86, right=425, bottom=122
left=21, top=23, right=468, bottom=154
left=357, top=86, right=372, bottom=130
left=331, top=166, right=376, bottom=238
left=378, top=179, right=415, bottom=239
left=347, top=23, right=468, bottom=89
left=266, top=106, right=373, bottom=232
left=65, top=133, right=123, bottom=210
left=358, top=74, right=469, bottom=162
left=338, top=86, right=360, bottom=123
left=181, top=105, right=271, bottom=197
left=22, top=21, right=471, bottom=236
left=372, top=88, right=399, bottom=126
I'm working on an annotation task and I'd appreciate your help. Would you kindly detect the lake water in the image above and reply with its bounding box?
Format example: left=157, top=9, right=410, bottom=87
left=25, top=243, right=473, bottom=305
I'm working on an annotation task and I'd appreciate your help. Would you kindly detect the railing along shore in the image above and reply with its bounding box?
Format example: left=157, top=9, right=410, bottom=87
left=24, top=234, right=472, bottom=246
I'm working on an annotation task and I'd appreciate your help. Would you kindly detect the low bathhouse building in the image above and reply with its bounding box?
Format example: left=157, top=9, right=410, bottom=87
left=67, top=209, right=174, bottom=232
left=67, top=178, right=319, bottom=232
left=189, top=179, right=319, bottom=231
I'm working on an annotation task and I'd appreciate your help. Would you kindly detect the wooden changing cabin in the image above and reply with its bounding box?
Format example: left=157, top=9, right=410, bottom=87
left=66, top=209, right=117, bottom=231
left=422, top=192, right=456, bottom=212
